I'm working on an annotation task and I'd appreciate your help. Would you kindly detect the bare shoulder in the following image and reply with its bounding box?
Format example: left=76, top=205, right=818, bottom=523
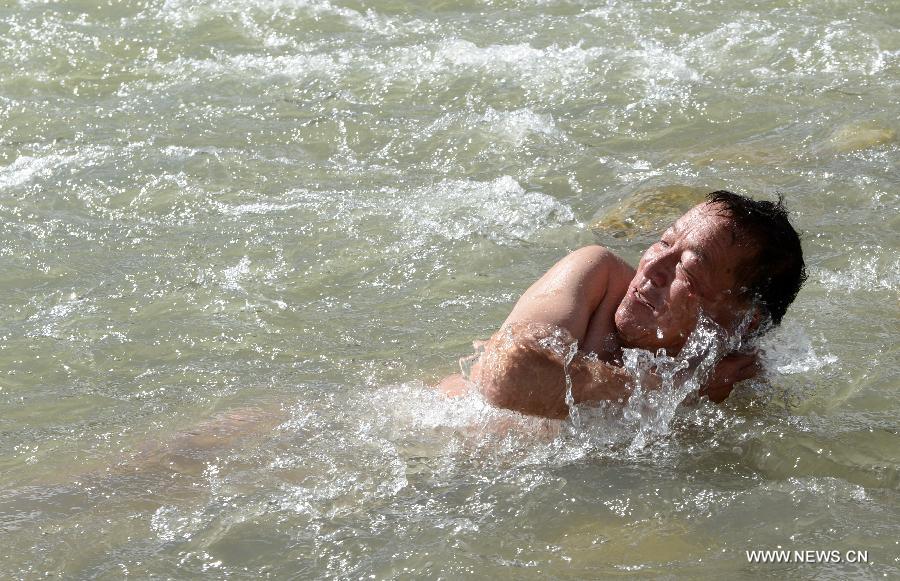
left=579, top=246, right=634, bottom=357
left=565, top=244, right=627, bottom=264
left=543, top=245, right=631, bottom=278
left=501, top=245, right=635, bottom=343
left=561, top=245, right=634, bottom=284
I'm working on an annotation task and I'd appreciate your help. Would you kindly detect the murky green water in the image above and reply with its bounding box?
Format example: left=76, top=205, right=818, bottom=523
left=1, top=0, right=897, bottom=578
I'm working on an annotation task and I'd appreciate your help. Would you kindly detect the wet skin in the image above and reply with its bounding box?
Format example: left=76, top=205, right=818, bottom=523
left=614, top=203, right=758, bottom=353
left=440, top=202, right=761, bottom=417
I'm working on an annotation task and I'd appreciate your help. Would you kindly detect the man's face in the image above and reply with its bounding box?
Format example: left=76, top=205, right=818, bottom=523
left=614, top=202, right=756, bottom=354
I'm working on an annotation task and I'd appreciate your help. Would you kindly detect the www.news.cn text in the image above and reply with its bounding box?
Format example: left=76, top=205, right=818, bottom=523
left=746, top=549, right=869, bottom=564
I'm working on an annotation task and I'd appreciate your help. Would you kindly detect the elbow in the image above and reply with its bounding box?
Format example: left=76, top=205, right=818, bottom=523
left=478, top=325, right=571, bottom=419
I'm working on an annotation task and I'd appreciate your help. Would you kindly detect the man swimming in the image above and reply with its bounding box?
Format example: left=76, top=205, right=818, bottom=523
left=440, top=190, right=806, bottom=418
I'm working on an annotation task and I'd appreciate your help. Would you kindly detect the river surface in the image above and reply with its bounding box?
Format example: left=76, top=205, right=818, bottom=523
left=1, top=0, right=898, bottom=578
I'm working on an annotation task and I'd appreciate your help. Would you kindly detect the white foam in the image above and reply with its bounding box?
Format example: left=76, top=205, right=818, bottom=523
left=385, top=39, right=604, bottom=91
left=424, top=106, right=566, bottom=149
left=213, top=200, right=307, bottom=217
left=25, top=292, right=97, bottom=339
left=632, top=42, right=702, bottom=84
left=222, top=257, right=252, bottom=291
left=399, top=175, right=577, bottom=245
left=438, top=292, right=518, bottom=310
left=153, top=38, right=602, bottom=99
left=0, top=154, right=76, bottom=190
left=682, top=18, right=782, bottom=73
left=680, top=16, right=893, bottom=84
left=759, top=321, right=838, bottom=375
left=816, top=251, right=900, bottom=293
left=156, top=50, right=345, bottom=82
left=155, top=0, right=397, bottom=35
left=787, top=25, right=889, bottom=76
left=610, top=41, right=704, bottom=125
left=479, top=107, right=566, bottom=146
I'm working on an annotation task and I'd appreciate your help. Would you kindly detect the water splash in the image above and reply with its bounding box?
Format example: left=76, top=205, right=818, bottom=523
left=562, top=341, right=580, bottom=428
left=367, top=314, right=736, bottom=470
left=620, top=313, right=731, bottom=452
left=759, top=320, right=838, bottom=375
left=451, top=312, right=755, bottom=453
left=535, top=327, right=583, bottom=428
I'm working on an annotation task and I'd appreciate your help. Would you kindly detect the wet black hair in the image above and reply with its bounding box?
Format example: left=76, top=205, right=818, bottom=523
left=707, top=190, right=807, bottom=327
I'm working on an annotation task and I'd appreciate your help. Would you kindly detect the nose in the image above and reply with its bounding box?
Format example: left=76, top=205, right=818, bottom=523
left=642, top=247, right=677, bottom=288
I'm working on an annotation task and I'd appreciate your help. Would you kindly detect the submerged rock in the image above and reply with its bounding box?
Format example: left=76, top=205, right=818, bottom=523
left=590, top=185, right=709, bottom=239
left=828, top=123, right=896, bottom=153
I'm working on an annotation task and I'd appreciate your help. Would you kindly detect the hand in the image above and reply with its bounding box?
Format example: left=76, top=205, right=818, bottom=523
left=701, top=351, right=761, bottom=402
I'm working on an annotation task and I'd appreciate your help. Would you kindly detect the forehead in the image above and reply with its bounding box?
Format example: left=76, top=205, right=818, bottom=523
left=672, top=203, right=733, bottom=245
left=669, top=203, right=752, bottom=285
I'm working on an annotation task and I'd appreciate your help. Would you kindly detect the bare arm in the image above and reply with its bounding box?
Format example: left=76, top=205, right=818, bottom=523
left=477, top=246, right=636, bottom=418
left=501, top=245, right=632, bottom=344
left=478, top=322, right=632, bottom=418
